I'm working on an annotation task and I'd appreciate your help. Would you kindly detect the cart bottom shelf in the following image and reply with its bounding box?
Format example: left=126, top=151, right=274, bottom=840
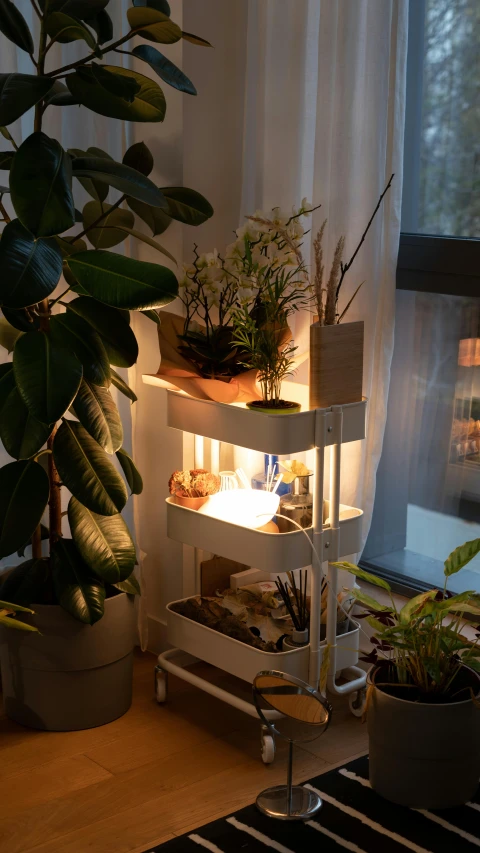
left=166, top=598, right=359, bottom=685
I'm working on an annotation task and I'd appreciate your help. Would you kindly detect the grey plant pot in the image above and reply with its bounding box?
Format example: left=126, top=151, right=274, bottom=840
left=367, top=664, right=480, bottom=809
left=0, top=592, right=136, bottom=731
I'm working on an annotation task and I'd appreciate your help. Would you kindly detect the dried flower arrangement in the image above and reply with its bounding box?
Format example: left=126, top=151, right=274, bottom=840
left=313, top=175, right=394, bottom=325
left=169, top=469, right=220, bottom=498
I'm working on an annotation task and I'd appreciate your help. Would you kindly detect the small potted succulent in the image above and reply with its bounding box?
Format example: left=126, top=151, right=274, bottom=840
left=169, top=469, right=220, bottom=510
left=333, top=537, right=480, bottom=809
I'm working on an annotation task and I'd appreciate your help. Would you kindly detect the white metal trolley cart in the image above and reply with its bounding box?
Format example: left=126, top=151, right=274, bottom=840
left=147, top=381, right=368, bottom=764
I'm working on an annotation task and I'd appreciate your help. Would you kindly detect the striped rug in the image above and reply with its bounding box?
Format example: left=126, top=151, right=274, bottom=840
left=148, top=755, right=480, bottom=852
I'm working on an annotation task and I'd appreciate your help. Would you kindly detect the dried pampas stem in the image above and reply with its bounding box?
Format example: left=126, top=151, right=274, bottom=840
left=325, top=235, right=345, bottom=325
left=313, top=218, right=327, bottom=322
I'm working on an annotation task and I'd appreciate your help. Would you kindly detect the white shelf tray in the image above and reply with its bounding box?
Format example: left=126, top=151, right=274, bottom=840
left=142, top=377, right=366, bottom=454
left=166, top=497, right=363, bottom=571
left=167, top=598, right=360, bottom=684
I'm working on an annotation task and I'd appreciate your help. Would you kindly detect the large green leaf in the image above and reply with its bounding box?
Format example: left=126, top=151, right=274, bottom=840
left=116, top=448, right=143, bottom=495
left=71, top=155, right=167, bottom=207
left=330, top=561, right=393, bottom=592
left=0, top=74, right=54, bottom=126
left=68, top=496, right=136, bottom=583
left=1, top=307, right=40, bottom=332
left=133, top=0, right=170, bottom=15
left=132, top=45, right=196, bottom=95
left=67, top=297, right=138, bottom=367
left=52, top=537, right=105, bottom=624
left=127, top=7, right=181, bottom=43
left=352, top=588, right=394, bottom=613
left=66, top=66, right=166, bottom=123
left=181, top=31, right=212, bottom=47
left=444, top=538, right=480, bottom=576
left=161, top=187, right=213, bottom=225
left=68, top=251, right=178, bottom=310
left=0, top=219, right=63, bottom=310
left=45, top=11, right=96, bottom=47
left=123, top=141, right=154, bottom=177
left=0, top=460, right=49, bottom=559
left=89, top=64, right=141, bottom=103
left=49, top=312, right=111, bottom=387
left=10, top=133, right=75, bottom=238
left=83, top=8, right=112, bottom=43
left=0, top=317, right=21, bottom=352
left=69, top=146, right=109, bottom=202
left=113, top=574, right=140, bottom=595
left=13, top=331, right=83, bottom=423
left=0, top=0, right=34, bottom=53
left=0, top=361, right=15, bottom=408
left=0, top=386, right=53, bottom=460
left=398, top=589, right=438, bottom=624
left=0, top=150, right=14, bottom=170
left=111, top=368, right=137, bottom=403
left=82, top=200, right=134, bottom=249
left=0, top=558, right=50, bottom=606
left=72, top=379, right=123, bottom=453
left=44, top=80, right=79, bottom=107
left=126, top=196, right=171, bottom=236
left=44, top=0, right=108, bottom=15
left=53, top=419, right=127, bottom=515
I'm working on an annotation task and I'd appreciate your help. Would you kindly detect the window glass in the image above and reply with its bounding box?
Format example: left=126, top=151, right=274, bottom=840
left=363, top=290, right=480, bottom=592
left=402, top=0, right=480, bottom=238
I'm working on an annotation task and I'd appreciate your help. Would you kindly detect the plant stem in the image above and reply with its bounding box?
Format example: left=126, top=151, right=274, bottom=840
left=31, top=524, right=42, bottom=559
left=48, top=426, right=62, bottom=549
left=47, top=32, right=135, bottom=78
left=75, top=194, right=126, bottom=240
left=49, top=287, right=71, bottom=310
left=0, top=200, right=11, bottom=223
left=34, top=15, right=47, bottom=133
left=30, top=0, right=42, bottom=19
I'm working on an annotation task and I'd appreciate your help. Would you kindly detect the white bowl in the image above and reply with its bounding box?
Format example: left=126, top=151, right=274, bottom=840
left=197, top=489, right=280, bottom=529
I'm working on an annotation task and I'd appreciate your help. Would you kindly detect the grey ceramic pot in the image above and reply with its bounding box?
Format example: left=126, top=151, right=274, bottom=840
left=0, top=592, right=136, bottom=731
left=367, top=664, right=480, bottom=809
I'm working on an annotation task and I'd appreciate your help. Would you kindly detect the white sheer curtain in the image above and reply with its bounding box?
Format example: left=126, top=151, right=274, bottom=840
left=182, top=0, right=409, bottom=543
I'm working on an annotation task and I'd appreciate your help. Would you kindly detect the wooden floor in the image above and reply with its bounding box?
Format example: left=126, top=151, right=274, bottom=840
left=0, top=650, right=368, bottom=853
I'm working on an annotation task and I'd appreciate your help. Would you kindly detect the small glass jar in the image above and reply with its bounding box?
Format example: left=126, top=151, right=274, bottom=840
left=277, top=474, right=313, bottom=531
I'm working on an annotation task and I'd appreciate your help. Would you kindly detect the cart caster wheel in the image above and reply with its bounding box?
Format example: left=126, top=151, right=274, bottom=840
left=260, top=727, right=275, bottom=764
left=155, top=666, right=168, bottom=704
left=349, top=688, right=366, bottom=718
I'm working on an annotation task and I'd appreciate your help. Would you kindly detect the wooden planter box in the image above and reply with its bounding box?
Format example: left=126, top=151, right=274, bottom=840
left=309, top=320, right=364, bottom=409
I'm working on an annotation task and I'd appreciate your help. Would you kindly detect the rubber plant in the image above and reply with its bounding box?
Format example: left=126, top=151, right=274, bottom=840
left=0, top=0, right=213, bottom=626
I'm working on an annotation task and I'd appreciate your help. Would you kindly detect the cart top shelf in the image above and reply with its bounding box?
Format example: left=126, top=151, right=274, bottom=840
left=143, top=377, right=366, bottom=453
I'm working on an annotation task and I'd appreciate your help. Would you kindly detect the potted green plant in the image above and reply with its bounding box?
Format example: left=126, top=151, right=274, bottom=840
left=230, top=204, right=315, bottom=414
left=333, top=537, right=480, bottom=809
left=154, top=201, right=317, bottom=406
left=169, top=468, right=220, bottom=510
left=309, top=176, right=393, bottom=408
left=0, top=0, right=213, bottom=731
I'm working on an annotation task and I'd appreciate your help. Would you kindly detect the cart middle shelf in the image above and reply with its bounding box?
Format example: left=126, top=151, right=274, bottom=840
left=166, top=497, right=363, bottom=571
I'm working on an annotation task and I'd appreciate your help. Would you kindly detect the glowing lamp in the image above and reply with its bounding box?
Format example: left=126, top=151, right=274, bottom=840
left=198, top=489, right=280, bottom=529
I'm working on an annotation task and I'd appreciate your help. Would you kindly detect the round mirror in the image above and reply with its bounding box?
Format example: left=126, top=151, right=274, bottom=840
left=252, top=671, right=332, bottom=821
left=253, top=671, right=331, bottom=744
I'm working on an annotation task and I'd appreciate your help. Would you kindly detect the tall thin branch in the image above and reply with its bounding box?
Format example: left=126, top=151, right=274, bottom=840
left=335, top=173, right=394, bottom=302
